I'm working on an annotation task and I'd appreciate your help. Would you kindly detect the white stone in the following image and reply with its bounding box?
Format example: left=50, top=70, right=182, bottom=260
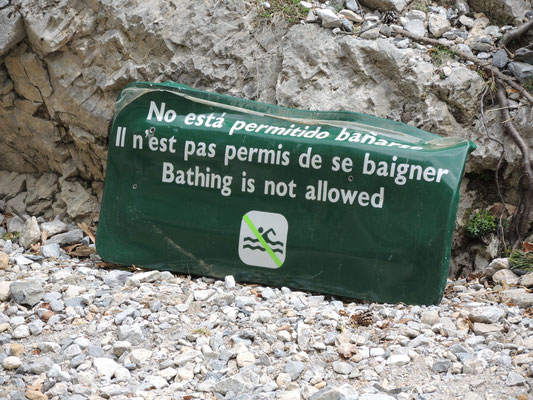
left=386, top=354, right=410, bottom=366
left=177, top=368, right=194, bottom=381
left=519, top=273, right=533, bottom=288
left=13, top=325, right=30, bottom=339
left=19, top=216, right=41, bottom=249
left=469, top=306, right=505, bottom=323
left=93, top=358, right=120, bottom=378
left=315, top=9, right=342, bottom=28
left=421, top=310, right=440, bottom=326
left=459, top=15, right=474, bottom=28
left=236, top=351, right=256, bottom=367
left=493, top=269, right=520, bottom=285
left=339, top=10, right=363, bottom=23
left=405, top=19, right=426, bottom=37
left=224, top=275, right=236, bottom=289
left=2, top=356, right=22, bottom=370
left=160, top=367, right=178, bottom=380
left=428, top=14, right=451, bottom=38
left=130, top=348, right=152, bottom=366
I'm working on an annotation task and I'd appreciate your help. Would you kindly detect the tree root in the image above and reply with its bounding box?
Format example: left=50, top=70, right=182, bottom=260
left=392, top=21, right=533, bottom=247
left=496, top=84, right=533, bottom=246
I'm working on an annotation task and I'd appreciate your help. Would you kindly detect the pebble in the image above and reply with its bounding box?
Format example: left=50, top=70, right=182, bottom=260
left=405, top=19, right=426, bottom=37
left=2, top=356, right=22, bottom=370
left=0, top=208, right=532, bottom=399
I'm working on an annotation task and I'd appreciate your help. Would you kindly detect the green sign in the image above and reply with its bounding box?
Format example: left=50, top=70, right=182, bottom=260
left=96, top=82, right=475, bottom=305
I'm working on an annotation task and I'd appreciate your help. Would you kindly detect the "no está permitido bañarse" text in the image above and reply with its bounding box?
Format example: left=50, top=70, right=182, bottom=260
left=130, top=102, right=450, bottom=208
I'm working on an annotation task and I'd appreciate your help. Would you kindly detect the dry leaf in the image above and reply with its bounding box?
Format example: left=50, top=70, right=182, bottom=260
left=338, top=310, right=349, bottom=317
left=77, top=222, right=96, bottom=244
left=40, top=311, right=55, bottom=322
left=64, top=244, right=96, bottom=257
left=30, top=243, right=41, bottom=254
left=523, top=242, right=533, bottom=252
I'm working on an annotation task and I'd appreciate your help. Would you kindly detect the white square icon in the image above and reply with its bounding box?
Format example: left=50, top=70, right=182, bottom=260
left=238, top=210, right=288, bottom=269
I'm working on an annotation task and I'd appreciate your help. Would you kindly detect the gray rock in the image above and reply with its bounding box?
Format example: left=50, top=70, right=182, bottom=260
left=432, top=359, right=452, bottom=373
left=285, top=360, right=305, bottom=380
left=7, top=216, right=24, bottom=233
left=345, top=0, right=361, bottom=14
left=359, top=395, right=396, bottom=400
left=9, top=280, right=44, bottom=306
left=328, top=0, right=345, bottom=11
left=261, top=287, right=276, bottom=300
left=315, top=9, right=342, bottom=28
left=0, top=8, right=25, bottom=57
left=126, top=270, right=160, bottom=285
left=501, top=289, right=533, bottom=307
left=469, top=306, right=505, bottom=323
left=508, top=62, right=533, bottom=82
left=455, top=0, right=469, bottom=15
left=404, top=19, right=426, bottom=37
left=493, top=269, right=520, bottom=285
left=39, top=342, right=61, bottom=353
left=104, top=270, right=132, bottom=288
left=41, top=243, right=60, bottom=258
left=493, top=49, right=509, bottom=69
left=41, top=218, right=68, bottom=237
left=60, top=180, right=99, bottom=220
left=214, top=373, right=255, bottom=395
left=311, top=385, right=361, bottom=400
left=358, top=0, right=407, bottom=12
left=19, top=217, right=40, bottom=249
left=44, top=229, right=83, bottom=246
left=340, top=17, right=353, bottom=33
left=64, top=344, right=82, bottom=359
left=484, top=258, right=509, bottom=277
left=468, top=0, right=529, bottom=24
left=458, top=15, right=474, bottom=28
left=428, top=13, right=451, bottom=38
left=28, top=320, right=44, bottom=335
left=505, top=371, right=525, bottom=386
left=87, top=345, right=105, bottom=358
left=519, top=272, right=533, bottom=288
left=30, top=357, right=54, bottom=374
left=112, top=341, right=131, bottom=357
left=514, top=48, right=533, bottom=65
left=332, top=360, right=353, bottom=375
left=117, top=324, right=144, bottom=345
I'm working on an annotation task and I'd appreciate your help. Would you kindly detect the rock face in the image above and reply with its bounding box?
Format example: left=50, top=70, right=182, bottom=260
left=0, top=0, right=532, bottom=273
left=467, top=0, right=531, bottom=23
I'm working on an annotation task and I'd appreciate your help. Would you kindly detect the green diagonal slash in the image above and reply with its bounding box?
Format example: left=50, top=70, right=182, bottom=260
left=243, top=214, right=283, bottom=268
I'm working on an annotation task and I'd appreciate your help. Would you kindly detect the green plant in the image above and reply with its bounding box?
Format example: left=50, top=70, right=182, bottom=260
left=255, top=0, right=305, bottom=24
left=191, top=327, right=211, bottom=336
left=509, top=250, right=533, bottom=272
left=428, top=46, right=456, bottom=67
left=464, top=209, right=497, bottom=239
left=1, top=231, right=19, bottom=241
left=524, top=76, right=533, bottom=94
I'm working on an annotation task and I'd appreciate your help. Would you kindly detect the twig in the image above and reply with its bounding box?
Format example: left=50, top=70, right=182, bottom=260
left=496, top=84, right=533, bottom=246
left=501, top=20, right=533, bottom=48
left=391, top=26, right=533, bottom=105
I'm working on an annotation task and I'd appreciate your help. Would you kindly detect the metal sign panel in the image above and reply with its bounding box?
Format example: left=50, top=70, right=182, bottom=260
left=96, top=82, right=475, bottom=305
